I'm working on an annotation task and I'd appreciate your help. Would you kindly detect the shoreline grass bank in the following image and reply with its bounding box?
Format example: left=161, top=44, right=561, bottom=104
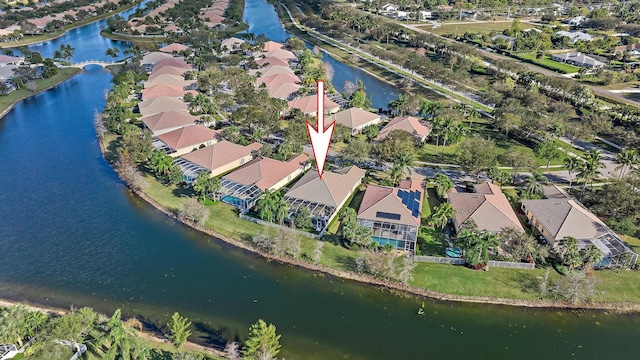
left=0, top=67, right=81, bottom=120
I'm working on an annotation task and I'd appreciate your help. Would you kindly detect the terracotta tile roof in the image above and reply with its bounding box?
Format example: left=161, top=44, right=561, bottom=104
left=153, top=57, right=191, bottom=71
left=144, top=74, right=191, bottom=88
left=221, top=37, right=245, bottom=49
left=223, top=154, right=309, bottom=191
left=265, top=82, right=301, bottom=99
left=159, top=43, right=190, bottom=53
left=201, top=13, right=224, bottom=23
left=138, top=97, right=188, bottom=116
left=163, top=24, right=181, bottom=32
left=255, top=57, right=289, bottom=67
left=156, top=124, right=220, bottom=151
left=522, top=198, right=609, bottom=241
left=141, top=52, right=173, bottom=65
left=249, top=65, right=295, bottom=77
left=357, top=180, right=424, bottom=226
left=328, top=107, right=381, bottom=129
left=256, top=73, right=300, bottom=87
left=375, top=116, right=432, bottom=141
left=285, top=166, right=365, bottom=207
left=0, top=55, right=21, bottom=64
left=288, top=94, right=340, bottom=115
left=149, top=66, right=188, bottom=79
left=447, top=182, right=524, bottom=233
left=182, top=141, right=262, bottom=172
left=263, top=41, right=284, bottom=52
left=142, top=110, right=198, bottom=133
left=142, top=84, right=187, bottom=100
left=265, top=49, right=296, bottom=60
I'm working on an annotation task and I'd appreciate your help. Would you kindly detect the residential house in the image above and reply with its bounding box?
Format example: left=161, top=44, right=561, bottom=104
left=153, top=124, right=220, bottom=157
left=255, top=57, right=289, bottom=67
left=285, top=166, right=366, bottom=231
left=447, top=182, right=524, bottom=234
left=153, top=57, right=191, bottom=71
left=148, top=66, right=189, bottom=79
left=159, top=43, right=190, bottom=54
left=263, top=40, right=284, bottom=52
left=138, top=96, right=188, bottom=116
left=288, top=94, right=340, bottom=116
left=257, top=73, right=301, bottom=87
left=221, top=37, right=245, bottom=53
left=420, top=11, right=433, bottom=20
left=163, top=24, right=183, bottom=34
left=551, top=52, right=605, bottom=68
left=249, top=65, right=296, bottom=78
left=613, top=43, right=640, bottom=53
left=374, top=116, right=432, bottom=141
left=141, top=110, right=198, bottom=135
left=357, top=179, right=424, bottom=253
left=176, top=140, right=262, bottom=182
left=219, top=154, right=309, bottom=211
left=568, top=15, right=587, bottom=26
left=521, top=186, right=638, bottom=268
left=328, top=107, right=381, bottom=135
left=264, top=49, right=296, bottom=61
left=141, top=52, right=174, bottom=69
left=555, top=30, right=594, bottom=44
left=0, top=55, right=22, bottom=65
left=379, top=3, right=398, bottom=13
left=141, top=84, right=191, bottom=100
left=144, top=74, right=192, bottom=88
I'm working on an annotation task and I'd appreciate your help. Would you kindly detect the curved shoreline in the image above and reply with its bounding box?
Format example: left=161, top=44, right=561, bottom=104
left=97, top=138, right=640, bottom=313
left=2, top=1, right=144, bottom=48
left=0, top=68, right=82, bottom=120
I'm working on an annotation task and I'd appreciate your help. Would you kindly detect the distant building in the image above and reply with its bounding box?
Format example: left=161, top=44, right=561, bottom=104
left=153, top=125, right=220, bottom=157
left=375, top=116, right=432, bottom=142
left=328, top=107, right=382, bottom=135
left=176, top=140, right=262, bottom=181
left=551, top=52, right=605, bottom=68
left=357, top=179, right=424, bottom=253
left=288, top=94, right=340, bottom=116
left=555, top=30, right=594, bottom=44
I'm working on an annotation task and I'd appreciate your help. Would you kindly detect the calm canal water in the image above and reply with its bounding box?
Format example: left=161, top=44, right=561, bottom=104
left=242, top=0, right=399, bottom=109
left=0, top=0, right=639, bottom=358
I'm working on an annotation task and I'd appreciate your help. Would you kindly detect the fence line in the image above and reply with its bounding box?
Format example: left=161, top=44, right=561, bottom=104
left=414, top=256, right=535, bottom=269
left=239, top=214, right=325, bottom=239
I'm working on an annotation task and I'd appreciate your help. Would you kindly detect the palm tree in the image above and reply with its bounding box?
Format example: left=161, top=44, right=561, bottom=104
left=438, top=117, right=456, bottom=156
left=149, top=150, right=172, bottom=177
left=419, top=99, right=442, bottom=118
left=451, top=122, right=469, bottom=154
left=615, top=149, right=638, bottom=179
left=432, top=173, right=453, bottom=198
left=395, top=150, right=414, bottom=178
left=577, top=149, right=605, bottom=198
left=523, top=172, right=547, bottom=198
left=104, top=47, right=120, bottom=60
left=274, top=196, right=289, bottom=225
left=96, top=309, right=145, bottom=360
left=257, top=190, right=278, bottom=222
left=580, top=244, right=602, bottom=269
left=390, top=161, right=403, bottom=185
left=428, top=203, right=456, bottom=230
left=563, top=156, right=581, bottom=188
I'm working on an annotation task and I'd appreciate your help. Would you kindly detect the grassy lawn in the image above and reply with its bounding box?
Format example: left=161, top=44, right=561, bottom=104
left=512, top=52, right=580, bottom=74
left=551, top=138, right=588, bottom=158
left=620, top=235, right=640, bottom=263
left=25, top=343, right=75, bottom=360
left=0, top=68, right=81, bottom=115
left=424, top=21, right=532, bottom=36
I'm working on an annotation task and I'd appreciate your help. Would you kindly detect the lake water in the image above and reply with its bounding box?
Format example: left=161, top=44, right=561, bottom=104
left=0, top=0, right=639, bottom=358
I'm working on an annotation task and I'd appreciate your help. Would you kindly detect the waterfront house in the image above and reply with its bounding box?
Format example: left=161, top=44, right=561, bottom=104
left=328, top=107, right=381, bottom=135
left=263, top=40, right=284, bottom=52
left=153, top=124, right=220, bottom=157
left=159, top=43, right=190, bottom=54
left=374, top=116, right=432, bottom=141
left=141, top=110, right=198, bottom=136
left=176, top=140, right=262, bottom=181
left=521, top=186, right=638, bottom=268
left=141, top=52, right=174, bottom=69
left=142, top=84, right=193, bottom=100
left=447, top=182, right=524, bottom=234
left=144, top=74, right=193, bottom=89
left=138, top=96, right=188, bottom=116
left=356, top=179, right=424, bottom=253
left=219, top=154, right=309, bottom=211
left=264, top=49, right=296, bottom=61
left=288, top=94, right=340, bottom=116
left=0, top=55, right=21, bottom=65
left=550, top=52, right=604, bottom=68
left=148, top=66, right=189, bottom=79
left=153, top=57, right=192, bottom=71
left=249, top=65, right=296, bottom=78
left=285, top=166, right=366, bottom=232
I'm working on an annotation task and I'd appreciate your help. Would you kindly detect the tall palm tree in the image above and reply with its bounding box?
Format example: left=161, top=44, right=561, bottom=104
left=563, top=156, right=581, bottom=188
left=432, top=173, right=453, bottom=198
left=149, top=150, right=172, bottom=177
left=615, top=149, right=638, bottom=179
left=96, top=309, right=147, bottom=360
left=438, top=117, right=456, bottom=156
left=274, top=196, right=289, bottom=225
left=523, top=172, right=547, bottom=198
left=429, top=203, right=456, bottom=230
left=395, top=151, right=414, bottom=178
left=419, top=99, right=442, bottom=118
left=577, top=149, right=605, bottom=199
left=451, top=122, right=469, bottom=154
left=390, top=161, right=403, bottom=185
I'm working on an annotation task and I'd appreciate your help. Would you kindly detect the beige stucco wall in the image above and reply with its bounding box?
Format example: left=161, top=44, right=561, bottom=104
left=265, top=164, right=310, bottom=192
left=326, top=177, right=363, bottom=224
left=170, top=140, right=215, bottom=157
left=210, top=155, right=253, bottom=177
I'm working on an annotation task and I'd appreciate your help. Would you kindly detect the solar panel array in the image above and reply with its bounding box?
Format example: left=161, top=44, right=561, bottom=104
left=397, top=189, right=422, bottom=218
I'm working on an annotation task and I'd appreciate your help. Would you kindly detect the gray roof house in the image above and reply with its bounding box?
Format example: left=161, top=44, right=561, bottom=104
left=551, top=52, right=605, bottom=68
left=521, top=186, right=638, bottom=268
left=285, top=166, right=366, bottom=232
left=555, top=31, right=594, bottom=43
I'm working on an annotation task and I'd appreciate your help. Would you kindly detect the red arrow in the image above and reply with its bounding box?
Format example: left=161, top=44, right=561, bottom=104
left=306, top=81, right=335, bottom=179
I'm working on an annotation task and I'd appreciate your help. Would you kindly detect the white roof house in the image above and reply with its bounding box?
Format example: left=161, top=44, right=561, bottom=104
left=555, top=31, right=594, bottom=44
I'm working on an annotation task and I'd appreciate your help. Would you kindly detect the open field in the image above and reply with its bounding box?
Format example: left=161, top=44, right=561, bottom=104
left=512, top=52, right=580, bottom=74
